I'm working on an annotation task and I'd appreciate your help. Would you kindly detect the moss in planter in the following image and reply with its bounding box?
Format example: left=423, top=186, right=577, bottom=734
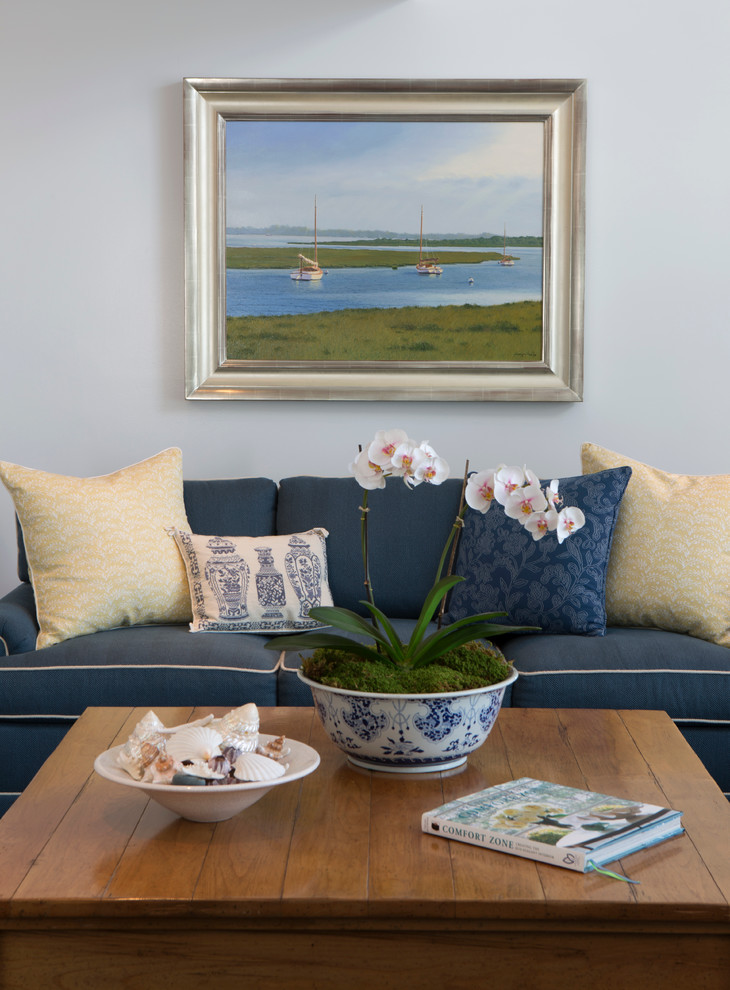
left=300, top=641, right=513, bottom=694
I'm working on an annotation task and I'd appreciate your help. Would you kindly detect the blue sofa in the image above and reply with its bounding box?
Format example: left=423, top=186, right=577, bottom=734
left=1, top=474, right=728, bottom=815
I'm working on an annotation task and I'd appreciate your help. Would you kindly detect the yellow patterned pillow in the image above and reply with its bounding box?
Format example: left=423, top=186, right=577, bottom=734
left=581, top=442, right=730, bottom=646
left=0, top=448, right=192, bottom=649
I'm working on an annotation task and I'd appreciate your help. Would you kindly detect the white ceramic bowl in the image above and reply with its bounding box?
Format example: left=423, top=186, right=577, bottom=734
left=94, top=733, right=320, bottom=822
left=298, top=667, right=518, bottom=773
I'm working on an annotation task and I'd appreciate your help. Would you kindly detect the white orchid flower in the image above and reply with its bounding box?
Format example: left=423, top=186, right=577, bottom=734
left=414, top=455, right=450, bottom=485
left=523, top=509, right=559, bottom=541
left=367, top=428, right=410, bottom=468
left=391, top=442, right=429, bottom=486
left=494, top=465, right=525, bottom=505
left=523, top=466, right=541, bottom=488
left=504, top=483, right=548, bottom=521
left=546, top=479, right=561, bottom=509
left=350, top=449, right=387, bottom=490
left=557, top=505, right=586, bottom=543
left=465, top=469, right=497, bottom=513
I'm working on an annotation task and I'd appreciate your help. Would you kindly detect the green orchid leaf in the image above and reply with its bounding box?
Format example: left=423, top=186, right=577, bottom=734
left=307, top=605, right=393, bottom=650
left=264, top=631, right=386, bottom=664
left=361, top=602, right=406, bottom=663
left=435, top=610, right=509, bottom=634
left=406, top=574, right=465, bottom=655
left=410, top=620, right=536, bottom=669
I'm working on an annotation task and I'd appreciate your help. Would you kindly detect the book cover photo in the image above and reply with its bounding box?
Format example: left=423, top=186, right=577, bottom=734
left=422, top=777, right=684, bottom=873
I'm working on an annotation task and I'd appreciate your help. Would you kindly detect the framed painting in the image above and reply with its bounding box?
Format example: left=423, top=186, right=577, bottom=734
left=184, top=78, right=585, bottom=401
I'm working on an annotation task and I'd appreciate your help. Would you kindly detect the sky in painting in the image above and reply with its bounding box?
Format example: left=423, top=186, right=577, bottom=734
left=225, top=120, right=544, bottom=237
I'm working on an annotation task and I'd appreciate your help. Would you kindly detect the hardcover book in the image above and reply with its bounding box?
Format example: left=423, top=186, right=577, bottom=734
left=422, top=777, right=683, bottom=873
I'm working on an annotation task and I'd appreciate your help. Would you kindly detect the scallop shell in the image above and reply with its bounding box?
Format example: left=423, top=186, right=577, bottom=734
left=166, top=726, right=224, bottom=763
left=233, top=752, right=286, bottom=782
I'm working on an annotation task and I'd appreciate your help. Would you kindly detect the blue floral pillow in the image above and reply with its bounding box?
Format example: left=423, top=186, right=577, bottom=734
left=444, top=467, right=632, bottom=636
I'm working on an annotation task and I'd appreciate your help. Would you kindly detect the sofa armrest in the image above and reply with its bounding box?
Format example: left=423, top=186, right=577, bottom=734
left=0, top=583, right=39, bottom=655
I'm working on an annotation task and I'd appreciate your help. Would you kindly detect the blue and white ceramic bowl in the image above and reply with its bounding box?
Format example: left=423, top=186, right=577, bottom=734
left=298, top=667, right=518, bottom=773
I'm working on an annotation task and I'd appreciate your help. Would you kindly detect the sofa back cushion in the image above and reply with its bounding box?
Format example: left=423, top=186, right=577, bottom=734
left=183, top=478, right=278, bottom=537
left=276, top=476, right=463, bottom=617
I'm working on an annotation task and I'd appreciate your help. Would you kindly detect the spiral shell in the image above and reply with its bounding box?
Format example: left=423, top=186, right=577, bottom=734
left=117, top=734, right=166, bottom=780
left=214, top=703, right=260, bottom=752
left=132, top=710, right=166, bottom=740
left=257, top=735, right=290, bottom=761
left=143, top=754, right=179, bottom=783
left=166, top=726, right=223, bottom=764
left=233, top=752, right=286, bottom=782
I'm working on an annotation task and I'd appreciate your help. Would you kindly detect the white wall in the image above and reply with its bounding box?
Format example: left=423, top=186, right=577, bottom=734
left=1, top=0, right=729, bottom=594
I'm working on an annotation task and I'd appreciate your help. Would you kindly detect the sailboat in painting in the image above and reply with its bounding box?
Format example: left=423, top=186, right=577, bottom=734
left=291, top=197, right=324, bottom=281
left=498, top=224, right=515, bottom=267
left=415, top=206, right=442, bottom=275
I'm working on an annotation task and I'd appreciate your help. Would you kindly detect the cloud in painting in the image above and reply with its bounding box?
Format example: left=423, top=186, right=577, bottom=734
left=225, top=120, right=544, bottom=236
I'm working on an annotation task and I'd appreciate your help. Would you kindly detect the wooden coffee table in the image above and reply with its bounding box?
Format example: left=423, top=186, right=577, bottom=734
left=1, top=706, right=728, bottom=989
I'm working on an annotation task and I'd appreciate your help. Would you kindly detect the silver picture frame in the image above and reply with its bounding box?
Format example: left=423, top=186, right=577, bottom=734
left=184, top=77, right=585, bottom=401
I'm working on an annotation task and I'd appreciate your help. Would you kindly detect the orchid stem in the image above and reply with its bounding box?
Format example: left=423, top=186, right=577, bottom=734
left=358, top=470, right=379, bottom=645
left=436, top=459, right=469, bottom=629
left=360, top=489, right=375, bottom=609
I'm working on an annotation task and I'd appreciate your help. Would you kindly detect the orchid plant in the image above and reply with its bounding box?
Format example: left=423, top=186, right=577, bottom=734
left=270, top=428, right=585, bottom=670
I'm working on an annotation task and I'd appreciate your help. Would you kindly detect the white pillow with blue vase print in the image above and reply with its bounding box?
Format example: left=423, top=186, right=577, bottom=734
left=172, top=528, right=333, bottom=633
left=444, top=467, right=632, bottom=636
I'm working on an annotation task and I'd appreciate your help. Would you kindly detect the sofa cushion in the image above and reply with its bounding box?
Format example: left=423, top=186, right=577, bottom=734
left=276, top=476, right=464, bottom=617
left=581, top=443, right=730, bottom=646
left=0, top=623, right=280, bottom=714
left=445, top=467, right=631, bottom=635
left=172, top=528, right=333, bottom=633
left=0, top=449, right=192, bottom=649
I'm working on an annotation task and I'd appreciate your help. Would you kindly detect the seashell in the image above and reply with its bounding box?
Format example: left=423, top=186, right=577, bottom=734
left=160, top=714, right=215, bottom=734
left=221, top=733, right=258, bottom=754
left=207, top=754, right=233, bottom=777
left=233, top=752, right=286, bottom=782
left=177, top=759, right=226, bottom=779
left=257, top=735, right=290, bottom=761
left=132, top=711, right=166, bottom=741
left=142, top=754, right=179, bottom=783
left=117, top=734, right=166, bottom=780
left=117, top=711, right=170, bottom=780
left=214, top=703, right=260, bottom=752
left=221, top=745, right=243, bottom=764
left=166, top=726, right=224, bottom=764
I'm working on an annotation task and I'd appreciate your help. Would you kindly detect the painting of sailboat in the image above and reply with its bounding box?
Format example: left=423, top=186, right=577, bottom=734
left=291, top=197, right=324, bottom=281
left=415, top=206, right=442, bottom=275
left=498, top=224, right=515, bottom=267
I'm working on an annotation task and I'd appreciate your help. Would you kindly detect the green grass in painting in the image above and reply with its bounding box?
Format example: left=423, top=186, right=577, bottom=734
left=226, top=301, right=542, bottom=362
left=226, top=247, right=511, bottom=269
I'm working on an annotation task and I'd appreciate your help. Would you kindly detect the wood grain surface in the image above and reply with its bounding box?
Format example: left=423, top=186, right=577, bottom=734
left=1, top=706, right=728, bottom=989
